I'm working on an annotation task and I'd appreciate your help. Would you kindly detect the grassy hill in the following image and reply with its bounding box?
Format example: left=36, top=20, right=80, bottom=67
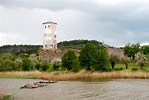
left=0, top=40, right=109, bottom=55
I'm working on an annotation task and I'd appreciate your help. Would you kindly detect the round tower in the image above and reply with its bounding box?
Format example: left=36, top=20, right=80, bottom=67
left=42, top=20, right=57, bottom=50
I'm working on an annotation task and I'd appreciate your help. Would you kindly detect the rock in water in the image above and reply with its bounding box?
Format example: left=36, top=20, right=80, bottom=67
left=20, top=80, right=57, bottom=89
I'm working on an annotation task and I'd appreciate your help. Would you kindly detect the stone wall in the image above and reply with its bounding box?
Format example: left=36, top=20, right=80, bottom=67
left=39, top=48, right=80, bottom=61
left=39, top=47, right=125, bottom=62
left=107, top=47, right=125, bottom=58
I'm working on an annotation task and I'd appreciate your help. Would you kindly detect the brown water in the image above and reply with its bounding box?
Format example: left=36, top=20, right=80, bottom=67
left=0, top=78, right=149, bottom=100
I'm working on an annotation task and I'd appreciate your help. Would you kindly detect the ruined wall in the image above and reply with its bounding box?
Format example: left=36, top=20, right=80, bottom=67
left=39, top=48, right=80, bottom=60
left=107, top=47, right=125, bottom=58
left=39, top=47, right=125, bottom=62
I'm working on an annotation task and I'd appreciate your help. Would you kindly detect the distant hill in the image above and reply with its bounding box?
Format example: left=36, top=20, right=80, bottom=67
left=0, top=45, right=42, bottom=55
left=0, top=40, right=110, bottom=55
left=57, top=39, right=110, bottom=50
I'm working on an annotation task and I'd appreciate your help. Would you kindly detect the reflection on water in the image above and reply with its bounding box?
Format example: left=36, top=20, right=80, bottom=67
left=0, top=78, right=149, bottom=100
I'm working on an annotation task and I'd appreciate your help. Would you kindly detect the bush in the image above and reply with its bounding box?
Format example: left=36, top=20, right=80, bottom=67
left=21, top=57, right=33, bottom=71
left=53, top=63, right=61, bottom=71
left=35, top=63, right=41, bottom=70
left=41, top=64, right=50, bottom=71
left=114, top=67, right=123, bottom=71
left=132, top=68, right=138, bottom=71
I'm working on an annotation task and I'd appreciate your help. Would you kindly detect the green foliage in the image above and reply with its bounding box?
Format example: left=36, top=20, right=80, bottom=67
left=135, top=52, right=147, bottom=69
left=2, top=95, right=12, bottom=100
left=114, top=67, right=123, bottom=71
left=53, top=63, right=61, bottom=71
left=18, top=53, right=29, bottom=58
left=58, top=39, right=103, bottom=50
left=62, top=50, right=80, bottom=72
left=109, top=54, right=119, bottom=69
left=92, top=44, right=110, bottom=71
left=121, top=57, right=130, bottom=69
left=79, top=43, right=96, bottom=70
left=35, top=63, right=41, bottom=70
left=132, top=68, right=138, bottom=71
left=124, top=43, right=140, bottom=60
left=0, top=54, right=18, bottom=71
left=0, top=45, right=42, bottom=55
left=21, top=57, right=33, bottom=71
left=140, top=45, right=149, bottom=55
left=41, top=64, right=50, bottom=71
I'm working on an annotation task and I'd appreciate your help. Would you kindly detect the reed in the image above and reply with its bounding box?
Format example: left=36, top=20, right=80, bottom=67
left=0, top=70, right=149, bottom=81
left=39, top=70, right=149, bottom=81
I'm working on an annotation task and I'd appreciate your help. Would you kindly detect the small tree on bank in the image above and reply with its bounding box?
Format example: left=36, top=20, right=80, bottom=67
left=121, top=57, right=130, bottom=69
left=124, top=43, right=140, bottom=60
left=109, top=54, right=119, bottom=69
left=135, top=52, right=147, bottom=69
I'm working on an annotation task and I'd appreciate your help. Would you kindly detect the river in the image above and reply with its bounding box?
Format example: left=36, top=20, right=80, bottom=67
left=0, top=78, right=149, bottom=100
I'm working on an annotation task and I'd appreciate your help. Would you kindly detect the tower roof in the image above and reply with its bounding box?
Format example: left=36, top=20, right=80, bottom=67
left=42, top=21, right=57, bottom=25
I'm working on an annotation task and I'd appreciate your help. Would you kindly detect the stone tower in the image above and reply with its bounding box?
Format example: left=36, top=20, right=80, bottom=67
left=43, top=20, right=57, bottom=50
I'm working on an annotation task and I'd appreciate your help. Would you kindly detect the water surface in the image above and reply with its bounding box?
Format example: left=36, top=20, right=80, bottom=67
left=0, top=78, right=149, bottom=100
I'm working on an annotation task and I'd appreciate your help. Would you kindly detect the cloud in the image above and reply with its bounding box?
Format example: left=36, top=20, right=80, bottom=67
left=0, top=32, right=25, bottom=46
left=141, top=42, right=149, bottom=46
left=0, top=0, right=149, bottom=47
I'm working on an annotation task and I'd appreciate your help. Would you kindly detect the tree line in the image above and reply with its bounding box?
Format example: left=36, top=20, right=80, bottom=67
left=0, top=42, right=148, bottom=72
left=0, top=40, right=105, bottom=55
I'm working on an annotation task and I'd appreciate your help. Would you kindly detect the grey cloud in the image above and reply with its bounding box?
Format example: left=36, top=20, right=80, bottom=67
left=0, top=0, right=149, bottom=46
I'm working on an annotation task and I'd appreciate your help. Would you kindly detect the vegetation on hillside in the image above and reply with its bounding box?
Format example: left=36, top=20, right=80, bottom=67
left=0, top=40, right=149, bottom=77
left=57, top=39, right=107, bottom=50
left=0, top=40, right=107, bottom=55
left=0, top=45, right=42, bottom=55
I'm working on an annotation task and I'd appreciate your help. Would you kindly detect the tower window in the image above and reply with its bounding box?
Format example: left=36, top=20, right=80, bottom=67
left=48, top=25, right=50, bottom=27
left=45, top=34, right=46, bottom=36
left=45, top=26, right=46, bottom=28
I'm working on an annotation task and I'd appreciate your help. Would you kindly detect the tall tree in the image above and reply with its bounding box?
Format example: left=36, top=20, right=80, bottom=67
left=62, top=50, right=80, bottom=72
left=92, top=44, right=110, bottom=71
left=124, top=43, right=140, bottom=60
left=79, top=43, right=96, bottom=70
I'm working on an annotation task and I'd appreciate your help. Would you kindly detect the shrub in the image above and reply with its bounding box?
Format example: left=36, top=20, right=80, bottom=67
left=41, top=64, right=50, bottom=71
left=132, top=68, right=138, bottom=71
left=21, top=57, right=33, bottom=71
left=53, top=63, right=61, bottom=71
left=35, top=63, right=41, bottom=70
left=114, top=67, right=123, bottom=71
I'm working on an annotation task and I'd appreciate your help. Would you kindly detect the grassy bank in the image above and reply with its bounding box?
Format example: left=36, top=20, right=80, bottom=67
left=0, top=70, right=149, bottom=81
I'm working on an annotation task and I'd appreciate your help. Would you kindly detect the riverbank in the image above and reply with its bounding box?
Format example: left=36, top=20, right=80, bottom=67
left=0, top=70, right=149, bottom=81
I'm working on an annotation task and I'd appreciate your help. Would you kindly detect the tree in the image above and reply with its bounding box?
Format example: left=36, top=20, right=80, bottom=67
left=62, top=50, right=80, bottom=72
left=124, top=43, right=140, bottom=60
left=21, top=57, right=33, bottom=71
left=92, top=44, right=110, bottom=71
left=121, top=57, right=130, bottom=69
left=135, top=52, right=147, bottom=69
left=109, top=54, right=119, bottom=69
left=79, top=43, right=96, bottom=70
left=140, top=45, right=149, bottom=55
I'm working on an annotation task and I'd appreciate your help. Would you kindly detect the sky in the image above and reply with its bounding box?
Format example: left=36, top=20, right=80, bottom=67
left=0, top=0, right=149, bottom=47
